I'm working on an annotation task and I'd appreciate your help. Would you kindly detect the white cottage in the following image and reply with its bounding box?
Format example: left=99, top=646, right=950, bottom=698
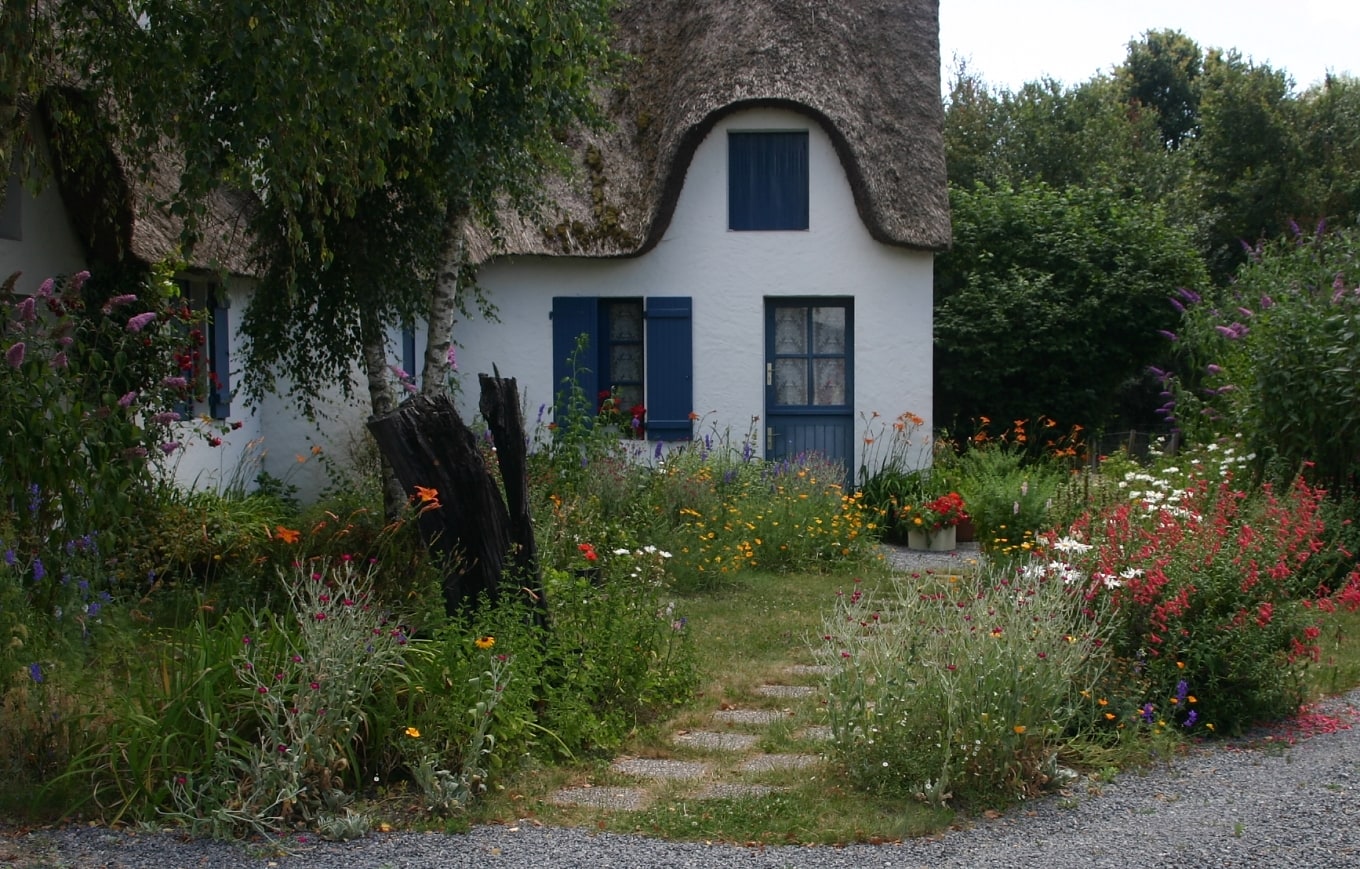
left=454, top=0, right=950, bottom=479
left=1, top=0, right=949, bottom=497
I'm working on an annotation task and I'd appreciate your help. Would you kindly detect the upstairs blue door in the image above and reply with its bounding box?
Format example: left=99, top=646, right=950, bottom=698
left=764, top=299, right=854, bottom=482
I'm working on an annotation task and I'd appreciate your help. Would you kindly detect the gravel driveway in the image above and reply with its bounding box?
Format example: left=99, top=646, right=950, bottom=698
left=11, top=685, right=1356, bottom=869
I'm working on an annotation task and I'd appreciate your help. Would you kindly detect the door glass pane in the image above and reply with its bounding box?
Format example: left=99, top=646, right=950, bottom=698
left=813, top=358, right=845, bottom=406
left=774, top=359, right=807, bottom=406
left=774, top=307, right=807, bottom=354
left=811, top=307, right=845, bottom=354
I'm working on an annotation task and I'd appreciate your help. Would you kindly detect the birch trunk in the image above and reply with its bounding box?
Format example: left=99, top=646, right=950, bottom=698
left=420, top=205, right=468, bottom=397
left=359, top=304, right=407, bottom=515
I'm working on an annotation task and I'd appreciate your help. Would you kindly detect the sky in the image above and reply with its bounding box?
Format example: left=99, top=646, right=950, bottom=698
left=938, top=0, right=1360, bottom=94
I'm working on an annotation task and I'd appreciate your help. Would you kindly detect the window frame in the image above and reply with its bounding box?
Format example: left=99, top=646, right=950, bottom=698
left=727, top=130, right=810, bottom=232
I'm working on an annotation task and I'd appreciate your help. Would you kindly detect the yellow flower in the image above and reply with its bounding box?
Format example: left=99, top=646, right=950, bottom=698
left=1013, top=725, right=1027, bottom=735
left=405, top=727, right=421, bottom=739
left=475, top=636, right=495, bottom=650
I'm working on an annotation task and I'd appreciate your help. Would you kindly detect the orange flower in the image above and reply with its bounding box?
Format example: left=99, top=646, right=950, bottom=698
left=1013, top=725, right=1026, bottom=735
left=275, top=526, right=301, bottom=544
left=414, top=485, right=439, bottom=503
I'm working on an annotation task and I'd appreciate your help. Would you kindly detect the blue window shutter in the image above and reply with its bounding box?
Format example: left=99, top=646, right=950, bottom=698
left=208, top=293, right=231, bottom=419
left=728, top=131, right=809, bottom=231
left=401, top=326, right=417, bottom=383
left=551, top=297, right=600, bottom=418
left=645, top=296, right=692, bottom=441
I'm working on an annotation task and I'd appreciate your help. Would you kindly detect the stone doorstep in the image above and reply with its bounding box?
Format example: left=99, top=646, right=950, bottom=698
left=738, top=753, right=820, bottom=772
left=712, top=708, right=789, bottom=725
left=755, top=684, right=817, bottom=699
left=611, top=757, right=710, bottom=780
left=798, top=725, right=833, bottom=742
left=548, top=786, right=649, bottom=811
left=784, top=663, right=833, bottom=677
left=672, top=730, right=761, bottom=751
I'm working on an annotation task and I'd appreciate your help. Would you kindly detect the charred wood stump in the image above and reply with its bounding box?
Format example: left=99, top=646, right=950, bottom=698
left=367, top=386, right=546, bottom=623
left=479, top=372, right=540, bottom=590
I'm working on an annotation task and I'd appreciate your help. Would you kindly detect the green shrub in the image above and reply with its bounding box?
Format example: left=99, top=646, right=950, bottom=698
left=1163, top=224, right=1360, bottom=488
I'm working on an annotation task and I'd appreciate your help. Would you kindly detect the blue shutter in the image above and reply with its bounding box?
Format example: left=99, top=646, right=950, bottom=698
left=728, top=131, right=809, bottom=231
left=644, top=296, right=692, bottom=441
left=551, top=297, right=600, bottom=421
left=208, top=293, right=231, bottom=419
left=401, top=326, right=417, bottom=384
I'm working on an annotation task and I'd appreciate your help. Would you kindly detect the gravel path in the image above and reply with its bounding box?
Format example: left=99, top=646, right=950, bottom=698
left=13, top=546, right=1360, bottom=867
left=22, top=695, right=1357, bottom=868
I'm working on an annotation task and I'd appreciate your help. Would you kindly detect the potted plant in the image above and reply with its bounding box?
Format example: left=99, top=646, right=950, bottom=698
left=900, top=491, right=968, bottom=551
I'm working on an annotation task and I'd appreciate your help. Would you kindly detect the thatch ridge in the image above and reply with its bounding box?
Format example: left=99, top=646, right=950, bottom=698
left=470, top=0, right=950, bottom=262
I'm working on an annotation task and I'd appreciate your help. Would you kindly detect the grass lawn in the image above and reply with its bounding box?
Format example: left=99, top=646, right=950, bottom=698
left=463, top=553, right=1360, bottom=845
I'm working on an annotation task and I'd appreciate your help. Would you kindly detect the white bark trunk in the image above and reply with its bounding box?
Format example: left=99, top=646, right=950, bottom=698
left=421, top=207, right=469, bottom=397
left=360, top=305, right=405, bottom=512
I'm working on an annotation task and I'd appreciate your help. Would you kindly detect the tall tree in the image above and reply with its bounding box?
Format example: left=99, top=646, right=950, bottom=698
left=1119, top=29, right=1204, bottom=150
left=52, top=0, right=617, bottom=512
left=59, top=0, right=615, bottom=405
left=1189, top=50, right=1303, bottom=281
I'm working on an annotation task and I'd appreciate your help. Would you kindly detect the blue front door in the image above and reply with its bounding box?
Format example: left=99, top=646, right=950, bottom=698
left=764, top=299, right=854, bottom=479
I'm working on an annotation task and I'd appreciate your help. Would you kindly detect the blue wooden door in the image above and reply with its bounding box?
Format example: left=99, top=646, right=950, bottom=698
left=764, top=299, right=854, bottom=480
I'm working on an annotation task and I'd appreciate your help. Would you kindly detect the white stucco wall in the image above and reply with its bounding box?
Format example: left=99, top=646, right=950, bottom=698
left=1, top=133, right=88, bottom=294
left=457, top=107, right=934, bottom=477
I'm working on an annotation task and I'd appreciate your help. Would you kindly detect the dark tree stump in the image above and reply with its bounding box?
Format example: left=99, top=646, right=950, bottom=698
left=479, top=372, right=540, bottom=593
left=367, top=387, right=545, bottom=622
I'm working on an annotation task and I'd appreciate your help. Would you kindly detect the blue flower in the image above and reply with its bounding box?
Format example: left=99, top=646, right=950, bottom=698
left=32, top=559, right=45, bottom=582
left=1184, top=710, right=1199, bottom=728
left=28, top=662, right=43, bottom=684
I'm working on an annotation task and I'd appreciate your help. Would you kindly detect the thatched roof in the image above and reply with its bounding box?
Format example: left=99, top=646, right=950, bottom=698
left=40, top=93, right=256, bottom=276
left=469, top=0, right=950, bottom=261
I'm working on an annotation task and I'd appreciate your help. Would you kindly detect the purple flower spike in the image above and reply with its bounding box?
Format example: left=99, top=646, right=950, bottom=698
left=18, top=296, right=37, bottom=323
left=1157, top=330, right=1179, bottom=342
left=70, top=271, right=90, bottom=292
left=1169, top=298, right=1185, bottom=313
left=29, top=663, right=43, bottom=684
left=37, top=278, right=55, bottom=297
left=126, top=312, right=158, bottom=333
left=118, top=391, right=139, bottom=408
left=1206, top=364, right=1222, bottom=375
left=1175, top=288, right=1202, bottom=304
left=160, top=441, right=181, bottom=455
left=5, top=342, right=25, bottom=367
left=1184, top=710, right=1198, bottom=728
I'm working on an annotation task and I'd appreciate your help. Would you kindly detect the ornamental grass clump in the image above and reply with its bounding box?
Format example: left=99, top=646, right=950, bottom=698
left=819, top=568, right=1110, bottom=808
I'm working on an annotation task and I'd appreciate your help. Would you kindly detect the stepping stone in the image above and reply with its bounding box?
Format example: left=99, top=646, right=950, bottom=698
left=713, top=708, right=787, bottom=725
left=784, top=664, right=832, bottom=677
left=611, top=757, right=709, bottom=780
left=797, top=725, right=834, bottom=742
left=549, top=786, right=649, bottom=810
left=738, top=753, right=820, bottom=772
left=672, top=730, right=760, bottom=751
left=694, top=783, right=780, bottom=800
left=756, top=684, right=816, bottom=699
